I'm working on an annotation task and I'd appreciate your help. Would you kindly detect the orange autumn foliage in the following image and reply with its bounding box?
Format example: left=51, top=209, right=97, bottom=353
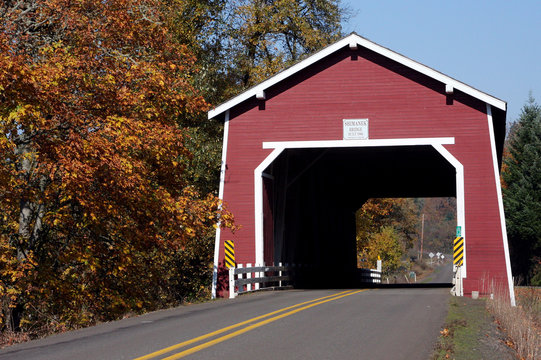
left=0, top=0, right=234, bottom=333
left=356, top=198, right=419, bottom=271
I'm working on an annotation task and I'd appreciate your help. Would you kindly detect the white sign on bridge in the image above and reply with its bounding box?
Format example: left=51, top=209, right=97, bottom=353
left=343, top=119, right=369, bottom=140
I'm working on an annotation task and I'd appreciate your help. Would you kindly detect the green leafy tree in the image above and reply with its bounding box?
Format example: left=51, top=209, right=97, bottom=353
left=163, top=0, right=348, bottom=104
left=225, top=0, right=345, bottom=90
left=502, top=95, right=541, bottom=285
left=159, top=0, right=349, bottom=197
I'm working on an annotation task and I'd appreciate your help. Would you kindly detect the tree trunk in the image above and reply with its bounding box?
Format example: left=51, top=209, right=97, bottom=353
left=10, top=138, right=46, bottom=331
left=6, top=303, right=24, bottom=332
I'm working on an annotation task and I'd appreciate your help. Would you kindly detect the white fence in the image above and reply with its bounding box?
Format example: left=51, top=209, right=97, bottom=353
left=229, top=263, right=291, bottom=299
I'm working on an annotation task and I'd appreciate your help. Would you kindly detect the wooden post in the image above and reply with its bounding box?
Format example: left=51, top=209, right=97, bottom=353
left=237, top=264, right=243, bottom=294
left=419, top=213, right=425, bottom=260
left=246, top=263, right=252, bottom=292
left=228, top=266, right=235, bottom=299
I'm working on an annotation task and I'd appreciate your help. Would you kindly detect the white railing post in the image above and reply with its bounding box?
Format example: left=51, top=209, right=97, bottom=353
left=246, top=263, right=252, bottom=292
left=229, top=266, right=235, bottom=299
left=237, top=264, right=243, bottom=294
left=254, top=263, right=261, bottom=290
left=278, top=262, right=282, bottom=287
left=451, top=265, right=463, bottom=297
left=457, top=266, right=463, bottom=296
left=377, top=259, right=382, bottom=273
left=259, top=263, right=264, bottom=290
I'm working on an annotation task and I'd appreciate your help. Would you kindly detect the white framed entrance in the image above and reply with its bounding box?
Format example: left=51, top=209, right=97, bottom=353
left=254, top=137, right=466, bottom=282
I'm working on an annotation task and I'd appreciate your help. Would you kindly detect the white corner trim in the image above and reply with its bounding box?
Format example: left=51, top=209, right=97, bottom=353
left=212, top=110, right=230, bottom=299
left=217, top=110, right=230, bottom=208
left=486, top=105, right=516, bottom=306
left=263, top=137, right=455, bottom=150
left=254, top=148, right=285, bottom=266
left=432, top=143, right=466, bottom=279
left=208, top=33, right=506, bottom=120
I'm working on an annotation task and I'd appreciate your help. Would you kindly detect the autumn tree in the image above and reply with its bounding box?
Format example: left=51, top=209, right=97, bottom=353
left=359, top=226, right=403, bottom=275
left=356, top=197, right=456, bottom=271
left=356, top=198, right=418, bottom=259
left=159, top=0, right=230, bottom=196
left=0, top=0, right=349, bottom=339
left=502, top=95, right=541, bottom=285
left=0, top=0, right=233, bottom=333
left=356, top=198, right=416, bottom=270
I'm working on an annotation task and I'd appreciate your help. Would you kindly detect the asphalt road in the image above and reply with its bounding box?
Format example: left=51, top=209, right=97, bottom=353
left=0, top=288, right=450, bottom=360
left=423, top=261, right=453, bottom=284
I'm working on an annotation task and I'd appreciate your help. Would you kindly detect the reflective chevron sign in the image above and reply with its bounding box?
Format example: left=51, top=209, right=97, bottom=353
left=453, top=237, right=464, bottom=266
left=224, top=240, right=235, bottom=269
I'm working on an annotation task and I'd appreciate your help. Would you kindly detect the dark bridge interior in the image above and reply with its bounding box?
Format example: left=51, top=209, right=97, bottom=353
left=263, top=145, right=456, bottom=287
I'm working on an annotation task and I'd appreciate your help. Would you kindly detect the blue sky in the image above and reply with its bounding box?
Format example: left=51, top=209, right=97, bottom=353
left=342, top=1, right=541, bottom=124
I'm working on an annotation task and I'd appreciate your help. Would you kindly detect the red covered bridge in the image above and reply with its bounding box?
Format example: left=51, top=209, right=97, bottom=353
left=209, top=33, right=514, bottom=304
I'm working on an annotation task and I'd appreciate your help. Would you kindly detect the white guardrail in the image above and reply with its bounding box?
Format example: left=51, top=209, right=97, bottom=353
left=228, top=261, right=383, bottom=299
left=357, top=268, right=382, bottom=284
left=229, top=263, right=291, bottom=299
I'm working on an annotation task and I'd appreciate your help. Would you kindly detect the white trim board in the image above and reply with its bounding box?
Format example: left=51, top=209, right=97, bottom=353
left=209, top=33, right=506, bottom=120
left=254, top=148, right=285, bottom=266
left=212, top=110, right=230, bottom=299
left=432, top=143, right=466, bottom=285
left=263, top=137, right=455, bottom=150
left=254, top=137, right=465, bottom=284
left=486, top=105, right=516, bottom=306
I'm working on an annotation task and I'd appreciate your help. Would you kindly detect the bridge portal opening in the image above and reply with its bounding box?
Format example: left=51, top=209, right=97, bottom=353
left=260, top=145, right=457, bottom=287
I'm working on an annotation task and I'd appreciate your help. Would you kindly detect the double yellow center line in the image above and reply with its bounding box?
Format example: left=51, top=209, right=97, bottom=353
left=134, top=289, right=365, bottom=360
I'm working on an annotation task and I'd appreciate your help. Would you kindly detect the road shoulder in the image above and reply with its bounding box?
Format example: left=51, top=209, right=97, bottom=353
left=431, top=296, right=515, bottom=360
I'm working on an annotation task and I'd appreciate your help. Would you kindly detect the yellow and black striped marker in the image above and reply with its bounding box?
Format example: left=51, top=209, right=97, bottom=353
left=453, top=236, right=464, bottom=266
left=224, top=240, right=235, bottom=269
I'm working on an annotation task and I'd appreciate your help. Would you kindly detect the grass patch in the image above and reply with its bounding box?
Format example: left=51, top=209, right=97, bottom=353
left=432, top=296, right=511, bottom=360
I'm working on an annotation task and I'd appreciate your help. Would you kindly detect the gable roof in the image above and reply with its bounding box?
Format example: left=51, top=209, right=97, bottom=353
left=208, top=33, right=506, bottom=119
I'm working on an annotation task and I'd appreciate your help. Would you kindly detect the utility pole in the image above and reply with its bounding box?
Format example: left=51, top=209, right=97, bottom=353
left=419, top=213, right=425, bottom=260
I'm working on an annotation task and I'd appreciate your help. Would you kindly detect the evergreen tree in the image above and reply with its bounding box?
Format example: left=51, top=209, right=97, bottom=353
left=502, top=95, right=541, bottom=285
